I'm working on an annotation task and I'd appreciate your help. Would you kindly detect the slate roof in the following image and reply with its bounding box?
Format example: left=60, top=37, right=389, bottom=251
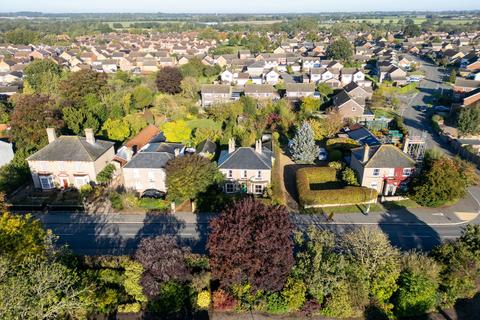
left=346, top=126, right=381, bottom=146
left=196, top=139, right=217, bottom=155
left=142, top=142, right=183, bottom=153
left=244, top=84, right=276, bottom=94
left=201, top=84, right=231, bottom=94
left=123, top=152, right=173, bottom=169
left=285, top=83, right=315, bottom=92
left=351, top=144, right=415, bottom=168
left=28, top=136, right=114, bottom=162
left=218, top=147, right=273, bottom=170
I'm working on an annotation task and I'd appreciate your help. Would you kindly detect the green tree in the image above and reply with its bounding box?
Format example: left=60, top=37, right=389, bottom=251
left=24, top=59, right=61, bottom=94
left=96, top=164, right=116, bottom=185
left=132, top=86, right=154, bottom=110
left=4, top=28, right=38, bottom=44
left=317, top=82, right=334, bottom=99
left=340, top=227, right=401, bottom=307
left=60, top=70, right=107, bottom=107
left=457, top=106, right=480, bottom=136
left=161, top=120, right=192, bottom=144
left=410, top=156, right=478, bottom=207
left=299, top=96, right=321, bottom=119
left=166, top=154, right=222, bottom=201
left=326, top=37, right=353, bottom=62
left=156, top=67, right=183, bottom=94
left=393, top=252, right=440, bottom=317
left=403, top=24, right=421, bottom=37
left=102, top=118, right=130, bottom=141
left=289, top=121, right=320, bottom=164
left=181, top=76, right=200, bottom=100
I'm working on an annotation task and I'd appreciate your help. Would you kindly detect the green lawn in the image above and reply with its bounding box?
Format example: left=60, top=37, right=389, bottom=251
left=301, top=199, right=420, bottom=215
left=373, top=108, right=398, bottom=119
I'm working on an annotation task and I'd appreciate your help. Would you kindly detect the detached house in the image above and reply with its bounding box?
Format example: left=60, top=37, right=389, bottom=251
left=218, top=139, right=274, bottom=195
left=27, top=128, right=115, bottom=190
left=350, top=144, right=415, bottom=196
left=285, top=83, right=316, bottom=100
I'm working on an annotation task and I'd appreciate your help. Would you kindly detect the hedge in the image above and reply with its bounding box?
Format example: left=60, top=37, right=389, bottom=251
left=296, top=167, right=377, bottom=208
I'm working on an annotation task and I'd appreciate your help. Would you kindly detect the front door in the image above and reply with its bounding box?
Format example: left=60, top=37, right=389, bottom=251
left=60, top=177, right=69, bottom=189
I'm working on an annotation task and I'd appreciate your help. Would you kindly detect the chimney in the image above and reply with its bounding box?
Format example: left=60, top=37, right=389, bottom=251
left=362, top=144, right=370, bottom=163
left=85, top=128, right=95, bottom=145
left=255, top=139, right=262, bottom=154
left=228, top=138, right=236, bottom=154
left=46, top=128, right=57, bottom=144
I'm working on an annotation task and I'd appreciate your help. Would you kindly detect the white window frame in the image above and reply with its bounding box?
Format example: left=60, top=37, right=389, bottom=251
left=39, top=175, right=54, bottom=190
left=403, top=168, right=412, bottom=176
left=225, top=183, right=235, bottom=193
left=372, top=169, right=380, bottom=176
left=254, top=184, right=263, bottom=194
left=243, top=170, right=248, bottom=178
left=257, top=170, right=262, bottom=179
left=227, top=170, right=233, bottom=178
left=74, top=175, right=90, bottom=188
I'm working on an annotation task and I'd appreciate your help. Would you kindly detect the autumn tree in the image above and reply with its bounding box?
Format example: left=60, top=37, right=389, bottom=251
left=156, top=67, right=183, bottom=94
left=135, top=236, right=191, bottom=297
left=166, top=154, right=222, bottom=201
left=10, top=94, right=63, bottom=152
left=208, top=198, right=294, bottom=292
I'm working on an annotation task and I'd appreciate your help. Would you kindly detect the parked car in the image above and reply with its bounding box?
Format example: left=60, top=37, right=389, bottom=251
left=141, top=189, right=166, bottom=199
left=416, top=105, right=428, bottom=112
left=434, top=105, right=450, bottom=112
left=318, top=148, right=328, bottom=161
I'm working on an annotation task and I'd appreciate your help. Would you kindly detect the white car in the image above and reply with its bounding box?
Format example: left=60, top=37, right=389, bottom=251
left=318, top=148, right=328, bottom=161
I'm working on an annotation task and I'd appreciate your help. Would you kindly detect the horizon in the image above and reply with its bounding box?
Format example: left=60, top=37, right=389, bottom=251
left=2, top=0, right=479, bottom=15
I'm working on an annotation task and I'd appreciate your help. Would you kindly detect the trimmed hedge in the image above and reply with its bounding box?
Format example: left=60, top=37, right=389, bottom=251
left=296, top=167, right=377, bottom=208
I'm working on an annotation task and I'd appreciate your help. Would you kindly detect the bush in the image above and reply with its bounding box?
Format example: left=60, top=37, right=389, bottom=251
left=341, top=168, right=359, bottom=186
left=118, top=303, right=141, bottom=313
left=109, top=192, right=123, bottom=210
left=326, top=137, right=359, bottom=152
left=328, top=149, right=343, bottom=161
left=296, top=167, right=377, bottom=207
left=267, top=293, right=288, bottom=314
left=96, top=164, right=116, bottom=185
left=328, top=161, right=344, bottom=170
left=212, top=289, right=237, bottom=311
left=197, top=290, right=211, bottom=309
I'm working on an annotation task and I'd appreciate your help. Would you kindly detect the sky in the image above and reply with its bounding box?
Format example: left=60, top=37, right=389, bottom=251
left=2, top=0, right=479, bottom=14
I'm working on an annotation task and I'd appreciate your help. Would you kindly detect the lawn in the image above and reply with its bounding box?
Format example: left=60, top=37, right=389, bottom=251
left=302, top=199, right=420, bottom=215
left=373, top=108, right=398, bottom=119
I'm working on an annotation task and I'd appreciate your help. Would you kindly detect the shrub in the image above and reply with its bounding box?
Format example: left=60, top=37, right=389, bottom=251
left=96, top=164, right=116, bottom=185
left=296, top=167, right=377, bottom=207
left=212, top=289, right=237, bottom=311
left=197, top=290, right=211, bottom=309
left=341, top=168, right=359, bottom=186
left=79, top=184, right=93, bottom=200
left=267, top=293, right=288, bottom=314
left=282, top=277, right=307, bottom=312
left=328, top=161, right=344, bottom=170
left=326, top=137, right=359, bottom=152
left=118, top=303, right=141, bottom=313
left=328, top=149, right=342, bottom=161
left=108, top=192, right=123, bottom=210
left=120, top=191, right=139, bottom=209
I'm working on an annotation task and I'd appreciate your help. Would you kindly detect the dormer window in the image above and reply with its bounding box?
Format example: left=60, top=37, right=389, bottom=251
left=228, top=170, right=233, bottom=178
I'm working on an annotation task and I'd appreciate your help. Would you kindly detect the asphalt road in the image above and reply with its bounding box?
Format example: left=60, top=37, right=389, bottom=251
left=36, top=207, right=480, bottom=256
left=400, top=53, right=452, bottom=154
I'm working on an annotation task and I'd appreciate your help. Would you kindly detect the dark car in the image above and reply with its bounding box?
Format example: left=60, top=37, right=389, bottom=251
left=141, top=189, right=166, bottom=199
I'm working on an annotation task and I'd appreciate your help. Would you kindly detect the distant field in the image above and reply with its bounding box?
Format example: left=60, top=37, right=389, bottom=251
left=222, top=20, right=284, bottom=25
left=107, top=20, right=183, bottom=28
left=348, top=17, right=477, bottom=25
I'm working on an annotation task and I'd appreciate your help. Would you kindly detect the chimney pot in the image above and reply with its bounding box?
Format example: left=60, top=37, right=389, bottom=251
left=85, top=128, right=95, bottom=145
left=46, top=128, right=57, bottom=144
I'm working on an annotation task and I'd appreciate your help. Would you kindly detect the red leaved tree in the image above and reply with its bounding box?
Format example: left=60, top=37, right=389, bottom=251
left=208, top=197, right=294, bottom=292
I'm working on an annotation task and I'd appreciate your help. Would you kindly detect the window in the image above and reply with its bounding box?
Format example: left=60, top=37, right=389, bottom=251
left=352, top=107, right=356, bottom=111
left=373, top=169, right=380, bottom=176
left=225, top=183, right=235, bottom=193
left=39, top=175, right=54, bottom=189
left=243, top=170, right=248, bottom=178
left=75, top=175, right=90, bottom=187
left=58, top=162, right=65, bottom=171
left=227, top=170, right=233, bottom=178
left=257, top=171, right=262, bottom=179
left=254, top=184, right=264, bottom=194
left=403, top=168, right=412, bottom=176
